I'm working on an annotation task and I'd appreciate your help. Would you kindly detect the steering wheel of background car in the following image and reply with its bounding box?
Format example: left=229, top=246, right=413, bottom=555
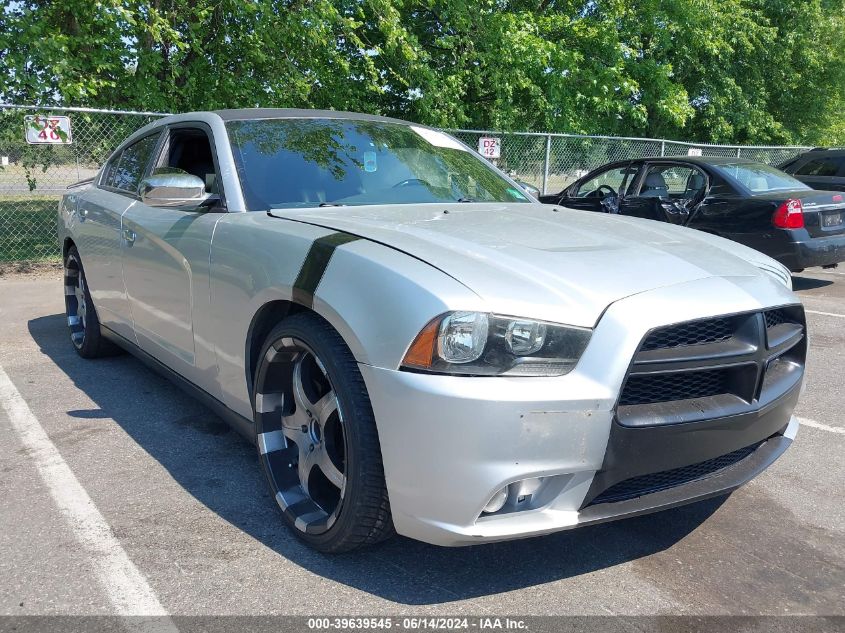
left=588, top=184, right=617, bottom=198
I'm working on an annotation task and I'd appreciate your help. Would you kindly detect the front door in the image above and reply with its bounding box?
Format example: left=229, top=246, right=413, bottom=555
left=120, top=124, right=225, bottom=382
left=558, top=163, right=638, bottom=213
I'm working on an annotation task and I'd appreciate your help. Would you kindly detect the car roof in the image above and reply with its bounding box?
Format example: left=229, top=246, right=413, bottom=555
left=796, top=148, right=845, bottom=157
left=637, top=156, right=756, bottom=166
left=588, top=156, right=757, bottom=173
left=212, top=108, right=413, bottom=126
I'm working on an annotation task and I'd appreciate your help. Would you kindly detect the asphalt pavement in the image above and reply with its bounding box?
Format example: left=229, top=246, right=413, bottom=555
left=0, top=269, right=842, bottom=618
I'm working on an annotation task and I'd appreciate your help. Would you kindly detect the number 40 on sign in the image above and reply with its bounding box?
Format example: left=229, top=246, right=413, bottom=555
left=24, top=115, right=73, bottom=145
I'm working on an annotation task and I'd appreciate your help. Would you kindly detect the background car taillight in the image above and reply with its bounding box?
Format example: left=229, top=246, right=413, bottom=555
left=772, top=199, right=804, bottom=229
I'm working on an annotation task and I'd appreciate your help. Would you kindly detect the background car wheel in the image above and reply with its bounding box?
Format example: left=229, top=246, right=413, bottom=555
left=253, top=313, right=394, bottom=553
left=64, top=246, right=120, bottom=358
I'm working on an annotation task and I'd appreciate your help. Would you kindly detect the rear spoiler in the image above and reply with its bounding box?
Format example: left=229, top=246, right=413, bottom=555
left=66, top=178, right=94, bottom=190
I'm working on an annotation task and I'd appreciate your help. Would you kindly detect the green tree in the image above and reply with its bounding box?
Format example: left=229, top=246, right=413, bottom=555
left=1, top=0, right=843, bottom=145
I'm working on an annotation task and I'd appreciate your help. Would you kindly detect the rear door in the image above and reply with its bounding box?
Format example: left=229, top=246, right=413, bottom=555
left=120, top=123, right=226, bottom=384
left=621, top=162, right=708, bottom=225
left=76, top=132, right=162, bottom=340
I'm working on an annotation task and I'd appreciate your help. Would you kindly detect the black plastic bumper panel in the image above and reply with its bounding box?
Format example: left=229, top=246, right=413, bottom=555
left=583, top=305, right=806, bottom=509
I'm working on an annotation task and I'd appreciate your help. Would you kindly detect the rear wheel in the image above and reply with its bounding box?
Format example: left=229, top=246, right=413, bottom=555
left=252, top=313, right=393, bottom=552
left=64, top=246, right=119, bottom=358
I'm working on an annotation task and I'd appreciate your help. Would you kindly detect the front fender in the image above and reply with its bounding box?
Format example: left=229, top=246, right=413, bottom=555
left=209, top=213, right=482, bottom=420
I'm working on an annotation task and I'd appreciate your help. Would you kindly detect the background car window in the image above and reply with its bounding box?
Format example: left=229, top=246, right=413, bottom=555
left=715, top=162, right=809, bottom=193
left=110, top=134, right=160, bottom=194
left=795, top=156, right=845, bottom=177
left=637, top=165, right=707, bottom=199
left=574, top=166, right=632, bottom=198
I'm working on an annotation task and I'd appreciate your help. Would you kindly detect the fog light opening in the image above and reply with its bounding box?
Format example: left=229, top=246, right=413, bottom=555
left=482, top=477, right=547, bottom=516
left=482, top=487, right=508, bottom=514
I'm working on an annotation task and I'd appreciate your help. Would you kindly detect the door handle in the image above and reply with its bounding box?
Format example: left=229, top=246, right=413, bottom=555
left=122, top=228, right=136, bottom=245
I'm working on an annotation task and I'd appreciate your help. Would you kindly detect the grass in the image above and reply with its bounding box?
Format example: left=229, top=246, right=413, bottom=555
left=0, top=197, right=61, bottom=262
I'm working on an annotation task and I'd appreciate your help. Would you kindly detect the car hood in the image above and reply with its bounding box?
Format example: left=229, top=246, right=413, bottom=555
left=269, top=203, right=785, bottom=327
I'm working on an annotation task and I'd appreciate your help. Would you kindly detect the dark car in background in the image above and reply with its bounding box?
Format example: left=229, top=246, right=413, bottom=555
left=779, top=148, right=845, bottom=192
left=539, top=157, right=845, bottom=271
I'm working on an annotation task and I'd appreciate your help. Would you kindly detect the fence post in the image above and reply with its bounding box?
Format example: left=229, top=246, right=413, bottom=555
left=736, top=148, right=741, bottom=158
left=542, top=134, right=551, bottom=195
left=660, top=140, right=665, bottom=157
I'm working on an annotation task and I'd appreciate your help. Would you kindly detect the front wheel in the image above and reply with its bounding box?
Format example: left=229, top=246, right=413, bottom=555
left=252, top=313, right=393, bottom=552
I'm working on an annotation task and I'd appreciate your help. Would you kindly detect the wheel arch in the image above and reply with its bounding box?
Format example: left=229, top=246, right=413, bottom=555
left=244, top=297, right=368, bottom=400
left=62, top=237, right=76, bottom=260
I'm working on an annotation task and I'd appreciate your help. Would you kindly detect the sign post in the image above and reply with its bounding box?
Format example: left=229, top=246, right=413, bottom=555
left=24, top=115, right=73, bottom=145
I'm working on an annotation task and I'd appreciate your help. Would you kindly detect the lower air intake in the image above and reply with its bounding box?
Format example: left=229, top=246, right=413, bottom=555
left=589, top=442, right=762, bottom=505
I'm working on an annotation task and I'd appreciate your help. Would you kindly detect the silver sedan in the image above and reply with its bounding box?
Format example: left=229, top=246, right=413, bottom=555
left=57, top=109, right=806, bottom=552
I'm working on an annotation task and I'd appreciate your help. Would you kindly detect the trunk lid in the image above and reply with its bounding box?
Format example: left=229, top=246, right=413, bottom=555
left=757, top=189, right=845, bottom=237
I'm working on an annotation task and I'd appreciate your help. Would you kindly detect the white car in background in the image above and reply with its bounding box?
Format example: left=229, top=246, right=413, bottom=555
left=58, top=109, right=806, bottom=552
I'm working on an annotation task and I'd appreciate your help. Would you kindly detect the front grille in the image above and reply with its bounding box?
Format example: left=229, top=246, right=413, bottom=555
left=641, top=317, right=734, bottom=351
left=765, top=309, right=786, bottom=329
left=618, top=307, right=806, bottom=426
left=590, top=442, right=761, bottom=505
left=764, top=308, right=798, bottom=329
left=620, top=369, right=728, bottom=406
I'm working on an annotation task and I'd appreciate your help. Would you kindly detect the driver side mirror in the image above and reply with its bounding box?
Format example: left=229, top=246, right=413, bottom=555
left=139, top=173, right=212, bottom=209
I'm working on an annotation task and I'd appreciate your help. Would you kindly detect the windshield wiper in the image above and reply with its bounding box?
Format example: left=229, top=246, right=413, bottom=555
left=456, top=197, right=476, bottom=203
left=319, top=202, right=345, bottom=207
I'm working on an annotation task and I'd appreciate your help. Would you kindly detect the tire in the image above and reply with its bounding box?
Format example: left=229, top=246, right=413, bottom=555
left=64, top=246, right=120, bottom=358
left=252, top=312, right=394, bottom=552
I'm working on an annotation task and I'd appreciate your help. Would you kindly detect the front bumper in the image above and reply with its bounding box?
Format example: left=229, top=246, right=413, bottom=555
left=360, top=275, right=803, bottom=546
left=362, top=360, right=798, bottom=546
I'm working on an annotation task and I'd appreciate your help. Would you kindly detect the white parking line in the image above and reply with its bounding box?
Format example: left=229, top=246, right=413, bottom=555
left=0, top=363, right=178, bottom=627
left=798, top=417, right=845, bottom=435
left=805, top=309, right=845, bottom=319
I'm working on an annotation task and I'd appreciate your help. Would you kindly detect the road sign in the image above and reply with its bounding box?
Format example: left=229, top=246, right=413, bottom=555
left=24, top=115, right=73, bottom=144
left=478, top=137, right=501, bottom=159
left=687, top=147, right=702, bottom=156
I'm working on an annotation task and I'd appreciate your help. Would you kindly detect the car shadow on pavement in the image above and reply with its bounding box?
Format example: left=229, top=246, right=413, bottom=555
left=29, top=313, right=726, bottom=605
left=791, top=275, right=834, bottom=291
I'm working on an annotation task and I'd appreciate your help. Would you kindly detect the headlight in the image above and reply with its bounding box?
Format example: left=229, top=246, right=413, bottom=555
left=401, top=312, right=592, bottom=376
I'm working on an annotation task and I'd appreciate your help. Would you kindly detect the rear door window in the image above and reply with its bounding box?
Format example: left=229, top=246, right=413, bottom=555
left=635, top=164, right=707, bottom=199
left=109, top=134, right=161, bottom=195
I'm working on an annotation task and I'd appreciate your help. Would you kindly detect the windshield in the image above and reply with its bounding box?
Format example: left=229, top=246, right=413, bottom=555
left=225, top=118, right=531, bottom=210
left=715, top=162, right=810, bottom=193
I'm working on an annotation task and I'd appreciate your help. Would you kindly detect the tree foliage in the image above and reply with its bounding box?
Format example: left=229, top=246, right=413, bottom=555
left=1, top=0, right=844, bottom=144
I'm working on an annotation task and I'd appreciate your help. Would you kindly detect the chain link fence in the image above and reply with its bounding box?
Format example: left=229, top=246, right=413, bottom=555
left=0, top=104, right=811, bottom=263
left=0, top=105, right=166, bottom=263
left=448, top=129, right=810, bottom=195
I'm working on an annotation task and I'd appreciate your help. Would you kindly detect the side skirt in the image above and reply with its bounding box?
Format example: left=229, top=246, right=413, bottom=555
left=100, top=325, right=256, bottom=444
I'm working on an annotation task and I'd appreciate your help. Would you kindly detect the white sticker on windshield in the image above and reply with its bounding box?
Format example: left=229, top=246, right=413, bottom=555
left=363, top=151, right=377, bottom=172
left=410, top=126, right=467, bottom=151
